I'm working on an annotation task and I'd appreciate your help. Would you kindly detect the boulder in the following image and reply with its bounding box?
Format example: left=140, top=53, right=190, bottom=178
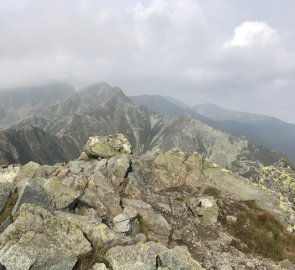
left=92, top=263, right=108, bottom=270
left=136, top=148, right=205, bottom=191
left=55, top=211, right=135, bottom=251
left=12, top=178, right=80, bottom=216
left=0, top=166, right=19, bottom=213
left=84, top=133, right=132, bottom=159
left=123, top=199, right=171, bottom=245
left=113, top=206, right=138, bottom=233
left=187, top=196, right=219, bottom=225
left=0, top=204, right=92, bottom=270
left=106, top=241, right=204, bottom=270
left=81, top=170, right=121, bottom=217
left=0, top=181, right=13, bottom=214
left=13, top=161, right=46, bottom=191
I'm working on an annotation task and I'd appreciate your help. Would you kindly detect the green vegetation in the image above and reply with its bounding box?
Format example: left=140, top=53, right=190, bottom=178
left=203, top=186, right=221, bottom=198
left=220, top=199, right=295, bottom=262
left=0, top=159, right=8, bottom=166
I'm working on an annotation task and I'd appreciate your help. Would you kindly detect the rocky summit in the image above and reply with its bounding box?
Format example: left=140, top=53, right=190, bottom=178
left=0, top=134, right=294, bottom=270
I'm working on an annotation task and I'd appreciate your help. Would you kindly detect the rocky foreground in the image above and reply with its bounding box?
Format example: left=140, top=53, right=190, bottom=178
left=0, top=134, right=294, bottom=270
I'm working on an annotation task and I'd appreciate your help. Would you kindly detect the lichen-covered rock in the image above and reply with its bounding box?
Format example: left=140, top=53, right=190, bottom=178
left=13, top=161, right=46, bottom=190
left=123, top=199, right=171, bottom=245
left=0, top=181, right=12, bottom=214
left=55, top=211, right=135, bottom=251
left=84, top=133, right=132, bottom=159
left=187, top=196, right=219, bottom=225
left=0, top=166, right=19, bottom=214
left=106, top=241, right=204, bottom=270
left=113, top=206, right=138, bottom=233
left=81, top=170, right=121, bottom=217
left=12, top=178, right=80, bottom=216
left=12, top=179, right=52, bottom=217
left=0, top=204, right=92, bottom=270
left=136, top=148, right=206, bottom=192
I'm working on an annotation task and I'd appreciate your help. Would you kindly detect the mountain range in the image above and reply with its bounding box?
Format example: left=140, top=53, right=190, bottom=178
left=131, top=95, right=295, bottom=162
left=0, top=82, right=291, bottom=181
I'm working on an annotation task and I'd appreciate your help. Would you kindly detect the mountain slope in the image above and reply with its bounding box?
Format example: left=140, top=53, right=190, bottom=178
left=131, top=95, right=295, bottom=162
left=0, top=82, right=75, bottom=128
left=11, top=82, right=286, bottom=179
left=192, top=103, right=295, bottom=161
left=0, top=126, right=79, bottom=165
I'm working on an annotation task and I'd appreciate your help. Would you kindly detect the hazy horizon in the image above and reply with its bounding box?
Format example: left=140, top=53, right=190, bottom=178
left=1, top=0, right=295, bottom=123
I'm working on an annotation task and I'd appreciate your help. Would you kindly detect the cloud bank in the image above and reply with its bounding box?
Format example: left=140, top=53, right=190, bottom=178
left=0, top=0, right=295, bottom=122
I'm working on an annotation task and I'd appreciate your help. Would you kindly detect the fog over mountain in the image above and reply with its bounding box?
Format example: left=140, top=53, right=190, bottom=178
left=131, top=94, right=295, bottom=161
left=0, top=0, right=295, bottom=123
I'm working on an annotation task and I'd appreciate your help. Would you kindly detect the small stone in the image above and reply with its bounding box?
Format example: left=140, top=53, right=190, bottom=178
left=226, top=215, right=237, bottom=224
left=92, top=263, right=108, bottom=270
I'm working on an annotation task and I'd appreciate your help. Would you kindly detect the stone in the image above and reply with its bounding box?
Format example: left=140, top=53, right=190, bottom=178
left=12, top=178, right=80, bottom=216
left=55, top=211, right=134, bottom=251
left=0, top=204, right=92, bottom=270
left=113, top=206, right=138, bottom=234
left=13, top=161, right=45, bottom=191
left=187, top=196, right=219, bottom=225
left=12, top=179, right=52, bottom=217
left=106, top=155, right=131, bottom=189
left=142, top=148, right=205, bottom=191
left=0, top=181, right=12, bottom=213
left=123, top=199, right=171, bottom=245
left=84, top=133, right=132, bottom=159
left=92, top=263, right=108, bottom=270
left=226, top=215, right=237, bottom=224
left=81, top=170, right=121, bottom=217
left=106, top=241, right=204, bottom=270
left=68, top=160, right=82, bottom=174
left=43, top=178, right=80, bottom=209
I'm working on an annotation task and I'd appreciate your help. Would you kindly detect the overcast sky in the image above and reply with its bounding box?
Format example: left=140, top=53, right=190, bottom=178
left=0, top=0, right=295, bottom=123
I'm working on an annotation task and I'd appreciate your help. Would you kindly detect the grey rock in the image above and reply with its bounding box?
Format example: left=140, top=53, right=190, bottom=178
left=12, top=179, right=52, bottom=217
left=106, top=241, right=203, bottom=270
left=187, top=196, right=219, bottom=225
left=113, top=206, right=138, bottom=233
left=81, top=170, right=121, bottom=217
left=84, top=133, right=132, bottom=159
left=123, top=199, right=171, bottom=245
left=12, top=177, right=80, bottom=216
left=0, top=181, right=12, bottom=213
left=55, top=211, right=134, bottom=250
left=0, top=204, right=92, bottom=270
left=92, top=263, right=108, bottom=270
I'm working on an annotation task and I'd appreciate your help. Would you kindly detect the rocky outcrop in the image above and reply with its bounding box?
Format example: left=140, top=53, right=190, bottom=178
left=0, top=204, right=92, bottom=270
left=0, top=134, right=294, bottom=269
left=82, top=134, right=132, bottom=159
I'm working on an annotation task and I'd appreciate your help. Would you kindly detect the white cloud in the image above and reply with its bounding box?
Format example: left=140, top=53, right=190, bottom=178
left=224, top=21, right=279, bottom=48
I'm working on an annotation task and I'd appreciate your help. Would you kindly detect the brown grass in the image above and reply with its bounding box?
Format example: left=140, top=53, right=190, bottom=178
left=219, top=199, right=295, bottom=262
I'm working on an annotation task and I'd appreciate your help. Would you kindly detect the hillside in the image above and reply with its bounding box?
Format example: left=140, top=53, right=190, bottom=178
left=130, top=94, right=295, bottom=162
left=0, top=82, right=285, bottom=180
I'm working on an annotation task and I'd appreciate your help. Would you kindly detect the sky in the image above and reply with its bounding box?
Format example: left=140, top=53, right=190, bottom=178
left=0, top=0, right=295, bottom=123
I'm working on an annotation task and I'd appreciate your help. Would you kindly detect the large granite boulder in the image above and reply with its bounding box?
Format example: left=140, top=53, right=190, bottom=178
left=0, top=204, right=92, bottom=270
left=82, top=133, right=132, bottom=159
